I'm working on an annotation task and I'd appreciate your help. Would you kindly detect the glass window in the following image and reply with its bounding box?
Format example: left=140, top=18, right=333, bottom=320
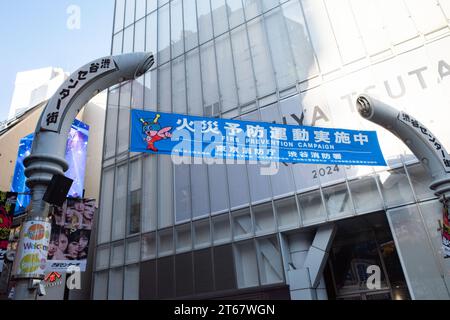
left=200, top=42, right=220, bottom=108
left=157, top=256, right=175, bottom=298
left=131, top=75, right=144, bottom=109
left=125, top=0, right=135, bottom=27
left=146, top=11, right=158, bottom=59
left=300, top=0, right=342, bottom=73
left=264, top=8, right=296, bottom=89
left=123, top=25, right=134, bottom=54
left=124, top=264, right=140, bottom=300
left=171, top=0, right=184, bottom=58
left=215, top=34, right=238, bottom=112
left=247, top=17, right=276, bottom=97
left=112, top=31, right=123, bottom=55
left=112, top=164, right=128, bottom=240
left=389, top=205, right=449, bottom=299
left=141, top=232, right=156, bottom=260
left=348, top=175, right=384, bottom=214
left=140, top=259, right=157, bottom=299
left=175, top=252, right=194, bottom=297
left=193, top=219, right=211, bottom=249
left=275, top=196, right=299, bottom=229
left=234, top=240, right=259, bottom=288
left=197, top=0, right=213, bottom=43
left=144, top=69, right=157, bottom=110
left=98, top=169, right=114, bottom=244
left=186, top=49, right=203, bottom=116
left=212, top=214, right=231, bottom=244
left=322, top=183, right=354, bottom=219
left=208, top=164, right=229, bottom=214
left=260, top=103, right=296, bottom=197
left=129, top=159, right=142, bottom=235
left=114, top=0, right=126, bottom=33
left=135, top=0, right=146, bottom=20
left=227, top=0, right=244, bottom=28
left=194, top=248, right=214, bottom=293
left=211, top=0, right=228, bottom=36
left=172, top=56, right=186, bottom=114
left=147, top=0, right=157, bottom=13
left=191, top=164, right=211, bottom=218
left=183, top=0, right=199, bottom=51
left=96, top=245, right=110, bottom=270
left=282, top=0, right=318, bottom=81
left=175, top=164, right=191, bottom=223
left=126, top=237, right=140, bottom=264
left=142, top=155, right=157, bottom=232
left=324, top=0, right=366, bottom=64
left=134, top=18, right=145, bottom=52
left=214, top=245, right=237, bottom=290
left=93, top=271, right=108, bottom=300
left=158, top=228, right=174, bottom=256
left=111, top=241, right=125, bottom=267
left=243, top=0, right=262, bottom=20
left=158, top=155, right=174, bottom=228
left=227, top=163, right=251, bottom=208
left=253, top=203, right=275, bottom=235
left=158, top=63, right=172, bottom=112
left=377, top=0, right=418, bottom=45
left=406, top=163, right=435, bottom=201
left=298, top=189, right=326, bottom=225
left=240, top=111, right=272, bottom=203
left=117, top=83, right=131, bottom=154
left=257, top=237, right=284, bottom=285
left=158, top=4, right=170, bottom=64
left=231, top=25, right=256, bottom=104
left=175, top=223, right=192, bottom=253
left=232, top=208, right=253, bottom=239
left=378, top=167, right=415, bottom=208
left=261, top=0, right=278, bottom=12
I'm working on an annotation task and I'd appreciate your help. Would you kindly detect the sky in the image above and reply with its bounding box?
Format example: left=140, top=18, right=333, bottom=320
left=0, top=0, right=115, bottom=121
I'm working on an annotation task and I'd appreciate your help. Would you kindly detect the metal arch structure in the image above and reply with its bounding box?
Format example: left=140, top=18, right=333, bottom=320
left=13, top=52, right=154, bottom=300
left=355, top=94, right=450, bottom=197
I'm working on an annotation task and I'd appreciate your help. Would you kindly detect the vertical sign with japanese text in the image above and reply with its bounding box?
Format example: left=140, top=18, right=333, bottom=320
left=40, top=57, right=117, bottom=133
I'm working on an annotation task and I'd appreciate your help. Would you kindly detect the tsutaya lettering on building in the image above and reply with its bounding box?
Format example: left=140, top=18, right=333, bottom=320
left=130, top=110, right=386, bottom=167
left=40, top=57, right=117, bottom=133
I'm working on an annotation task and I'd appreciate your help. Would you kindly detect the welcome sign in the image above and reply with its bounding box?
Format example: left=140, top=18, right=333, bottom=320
left=130, top=109, right=386, bottom=167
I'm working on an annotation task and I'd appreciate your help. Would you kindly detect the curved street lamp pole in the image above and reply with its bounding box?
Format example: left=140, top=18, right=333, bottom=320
left=12, top=52, right=154, bottom=300
left=355, top=94, right=450, bottom=197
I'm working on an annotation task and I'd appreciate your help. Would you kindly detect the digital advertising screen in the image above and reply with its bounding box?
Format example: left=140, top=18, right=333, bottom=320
left=10, top=119, right=89, bottom=216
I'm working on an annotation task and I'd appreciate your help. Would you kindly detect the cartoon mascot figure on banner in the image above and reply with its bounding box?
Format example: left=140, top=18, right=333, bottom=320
left=140, top=114, right=172, bottom=152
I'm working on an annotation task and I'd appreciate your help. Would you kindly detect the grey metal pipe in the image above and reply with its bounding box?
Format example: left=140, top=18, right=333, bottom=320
left=356, top=94, right=450, bottom=197
left=13, top=52, right=154, bottom=299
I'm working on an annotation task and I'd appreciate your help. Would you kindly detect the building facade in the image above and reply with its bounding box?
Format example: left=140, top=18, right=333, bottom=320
left=0, top=92, right=107, bottom=300
left=93, top=0, right=450, bottom=300
left=7, top=67, right=68, bottom=120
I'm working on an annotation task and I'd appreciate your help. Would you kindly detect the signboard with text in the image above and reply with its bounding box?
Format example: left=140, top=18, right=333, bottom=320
left=130, top=110, right=386, bottom=167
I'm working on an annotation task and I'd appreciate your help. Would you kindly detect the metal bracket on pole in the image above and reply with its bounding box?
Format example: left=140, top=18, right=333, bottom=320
left=356, top=94, right=450, bottom=197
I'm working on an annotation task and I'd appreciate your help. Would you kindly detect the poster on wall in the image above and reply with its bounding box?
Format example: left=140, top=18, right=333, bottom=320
left=130, top=110, right=386, bottom=167
left=442, top=196, right=450, bottom=259
left=0, top=192, right=17, bottom=272
left=12, top=219, right=51, bottom=278
left=46, top=198, right=96, bottom=272
left=10, top=119, right=89, bottom=216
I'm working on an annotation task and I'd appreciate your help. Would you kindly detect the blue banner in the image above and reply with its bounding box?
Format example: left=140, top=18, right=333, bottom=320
left=130, top=109, right=386, bottom=166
